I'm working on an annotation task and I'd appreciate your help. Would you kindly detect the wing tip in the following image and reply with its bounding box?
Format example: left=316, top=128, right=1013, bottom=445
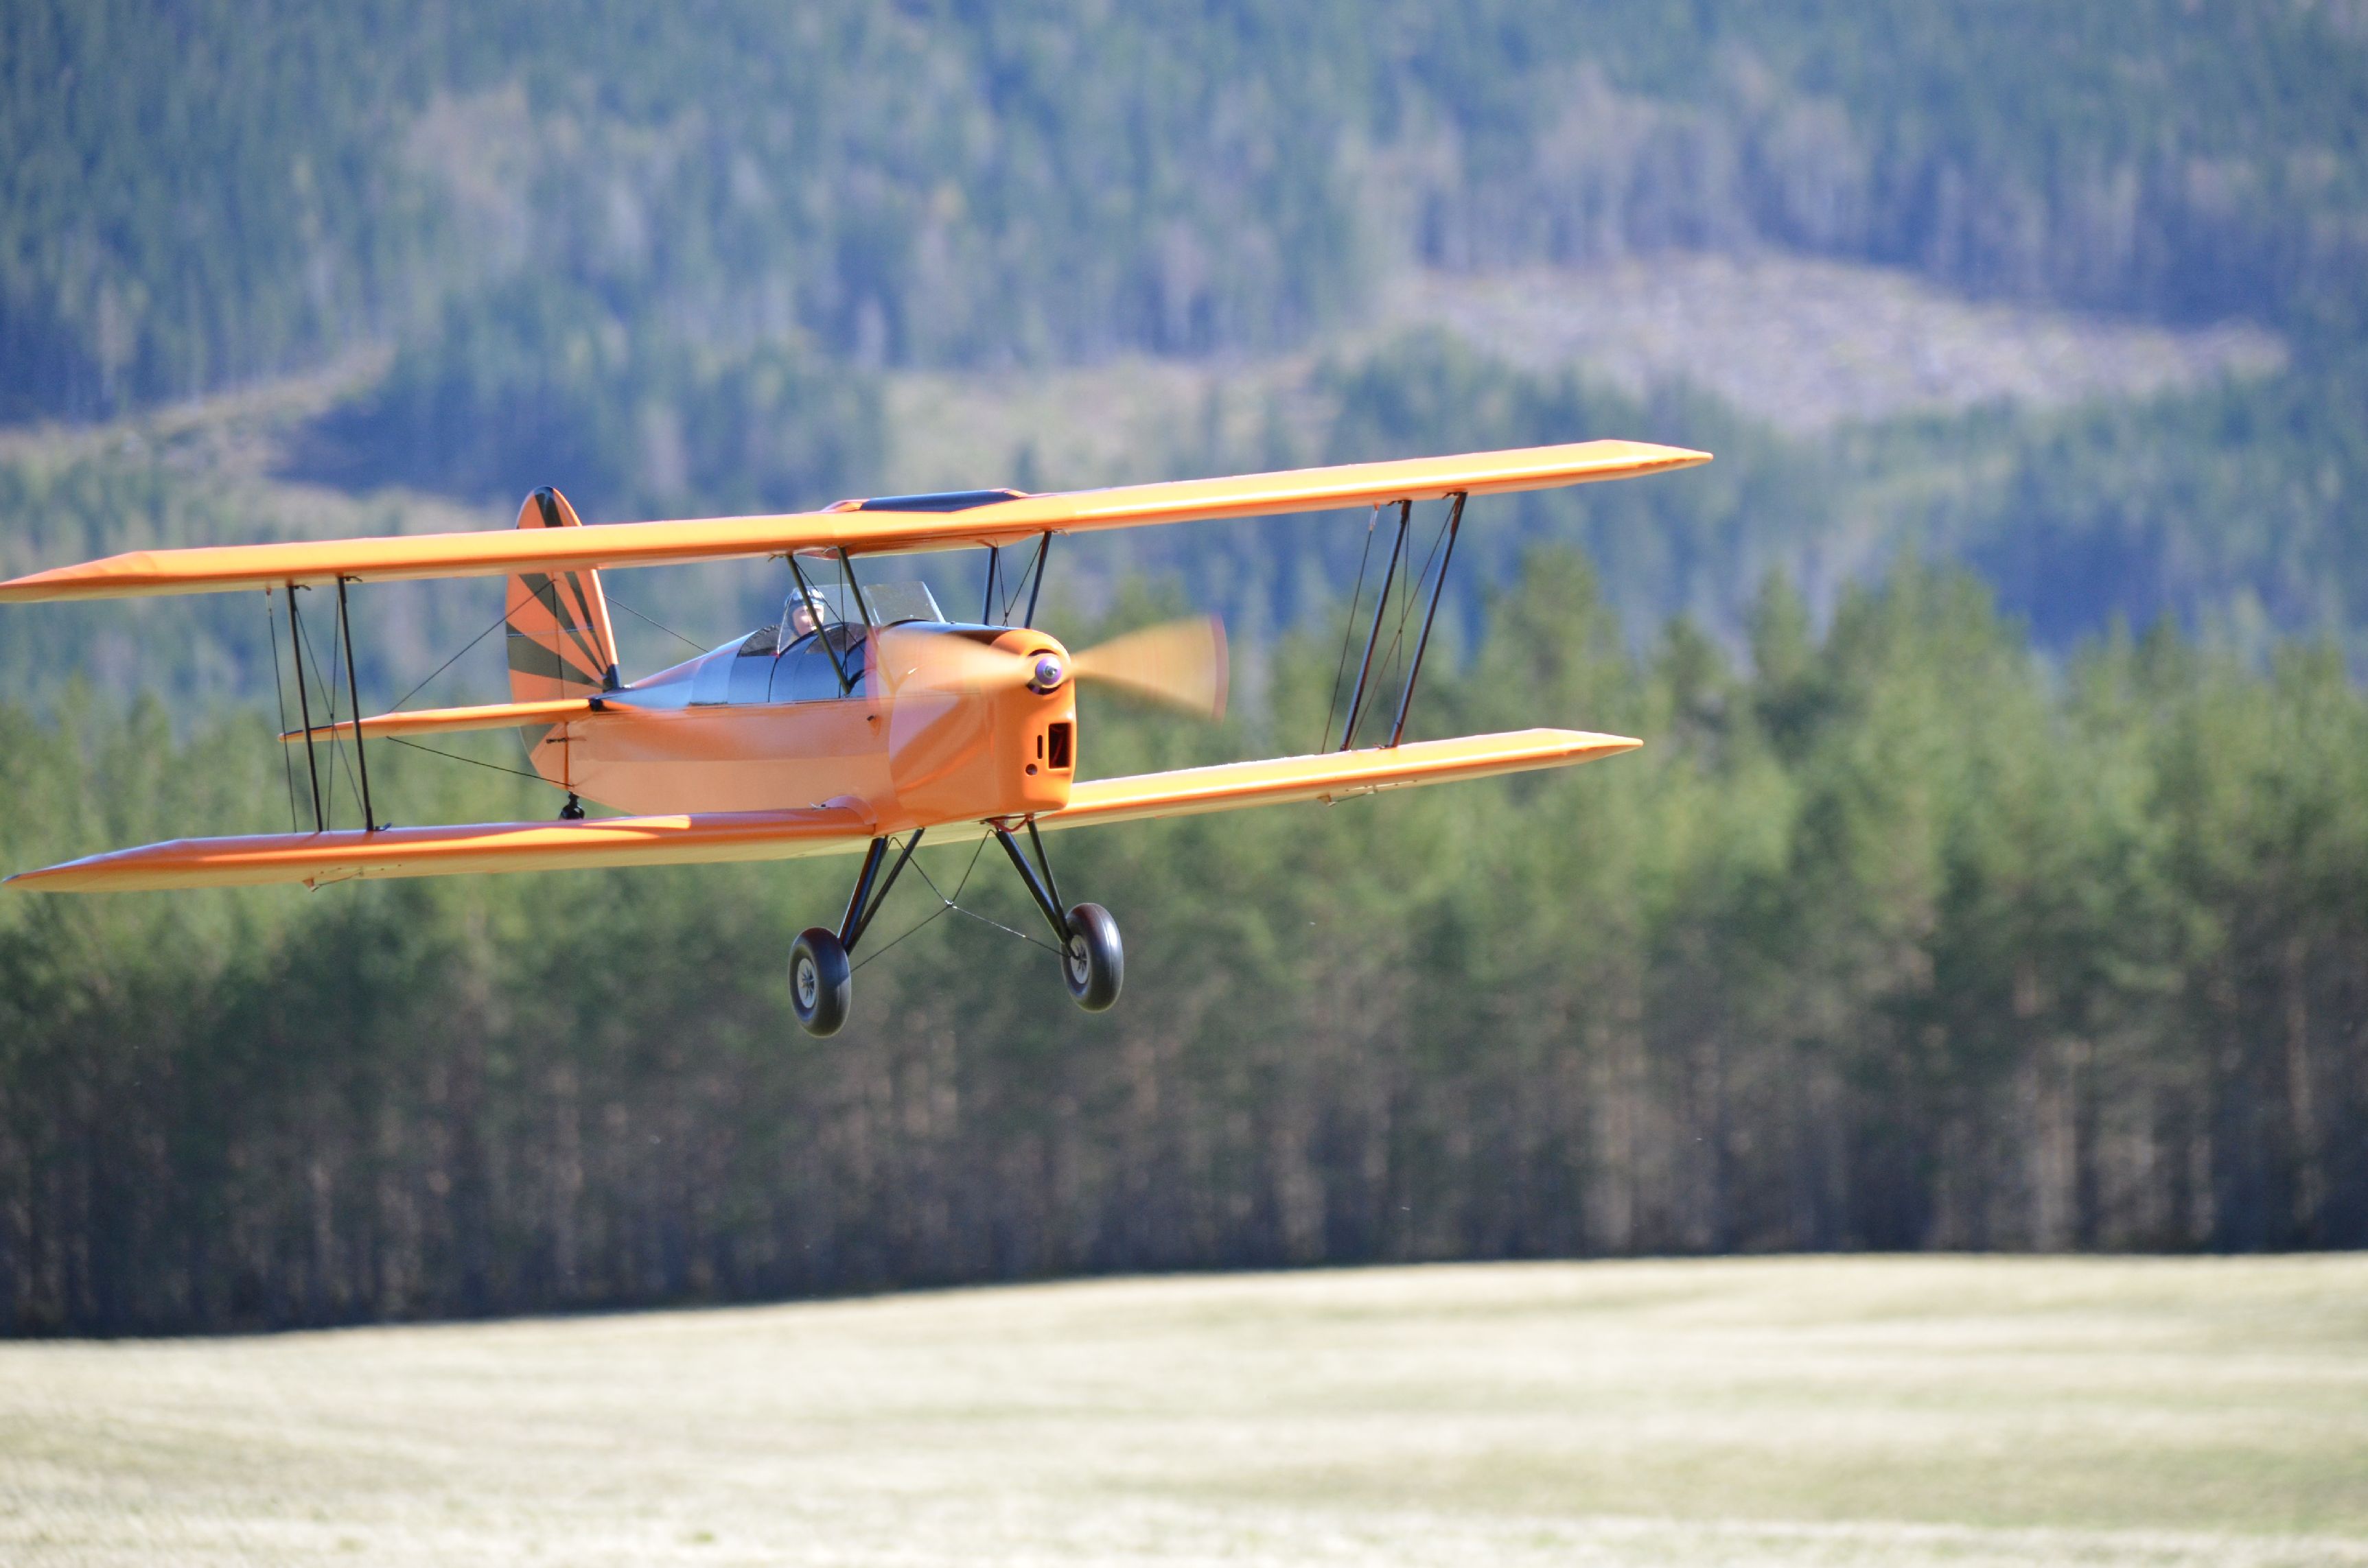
left=0, top=570, right=69, bottom=604
left=0, top=554, right=174, bottom=603
left=1618, top=441, right=1712, bottom=470
left=5, top=865, right=90, bottom=892
left=1535, top=726, right=1642, bottom=756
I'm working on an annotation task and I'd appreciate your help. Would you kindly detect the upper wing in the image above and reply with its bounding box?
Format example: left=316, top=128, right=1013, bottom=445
left=0, top=441, right=1708, bottom=602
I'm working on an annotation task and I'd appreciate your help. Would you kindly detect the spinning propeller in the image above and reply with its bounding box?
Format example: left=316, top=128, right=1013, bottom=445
left=894, top=616, right=1228, bottom=721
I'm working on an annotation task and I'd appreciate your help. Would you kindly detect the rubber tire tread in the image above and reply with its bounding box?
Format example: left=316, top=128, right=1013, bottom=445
left=790, top=926, right=853, bottom=1037
left=1063, top=902, right=1123, bottom=1012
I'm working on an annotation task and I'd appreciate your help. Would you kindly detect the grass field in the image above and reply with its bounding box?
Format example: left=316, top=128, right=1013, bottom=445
left=4, top=1256, right=2366, bottom=1565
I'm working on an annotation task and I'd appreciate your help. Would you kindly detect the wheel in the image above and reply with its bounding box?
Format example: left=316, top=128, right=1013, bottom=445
left=789, top=927, right=852, bottom=1037
left=1061, top=902, right=1123, bottom=1012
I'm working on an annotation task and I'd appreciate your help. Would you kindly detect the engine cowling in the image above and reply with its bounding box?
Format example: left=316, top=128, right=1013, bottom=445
left=881, top=626, right=1077, bottom=825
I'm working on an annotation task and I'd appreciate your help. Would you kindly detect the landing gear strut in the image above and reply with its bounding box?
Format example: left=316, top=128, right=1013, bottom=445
left=791, top=821, right=1123, bottom=1035
left=995, top=821, right=1122, bottom=1013
left=790, top=831, right=923, bottom=1038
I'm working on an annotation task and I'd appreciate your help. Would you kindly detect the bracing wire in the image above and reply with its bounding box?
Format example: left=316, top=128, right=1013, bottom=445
left=997, top=537, right=1044, bottom=626
left=1319, top=506, right=1382, bottom=751
left=937, top=900, right=1063, bottom=955
left=303, top=596, right=367, bottom=829
left=852, top=839, right=953, bottom=970
left=385, top=736, right=548, bottom=785
left=852, top=834, right=1059, bottom=971
left=1367, top=500, right=1454, bottom=732
left=296, top=598, right=362, bottom=825
left=291, top=600, right=332, bottom=827
left=289, top=598, right=339, bottom=828
left=851, top=833, right=973, bottom=972
left=389, top=600, right=512, bottom=713
left=605, top=589, right=706, bottom=653
left=913, top=841, right=1062, bottom=955
left=360, top=594, right=548, bottom=793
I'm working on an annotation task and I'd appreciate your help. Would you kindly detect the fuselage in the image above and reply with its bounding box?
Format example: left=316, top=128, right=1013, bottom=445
left=529, top=621, right=1079, bottom=830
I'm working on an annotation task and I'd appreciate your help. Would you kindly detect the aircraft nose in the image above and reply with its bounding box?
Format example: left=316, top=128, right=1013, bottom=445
left=1029, top=653, right=1066, bottom=694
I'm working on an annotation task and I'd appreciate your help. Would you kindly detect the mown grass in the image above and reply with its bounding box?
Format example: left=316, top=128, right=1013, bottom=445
left=3, top=1256, right=2365, bottom=1566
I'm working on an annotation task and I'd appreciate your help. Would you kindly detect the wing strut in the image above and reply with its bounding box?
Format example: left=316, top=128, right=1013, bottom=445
left=336, top=577, right=378, bottom=832
left=1388, top=491, right=1465, bottom=747
left=1335, top=491, right=1466, bottom=751
left=787, top=550, right=853, bottom=695
left=980, top=532, right=1054, bottom=628
left=264, top=587, right=301, bottom=832
left=286, top=583, right=325, bottom=829
left=837, top=548, right=874, bottom=628
left=1023, top=533, right=1049, bottom=627
left=1337, top=500, right=1412, bottom=749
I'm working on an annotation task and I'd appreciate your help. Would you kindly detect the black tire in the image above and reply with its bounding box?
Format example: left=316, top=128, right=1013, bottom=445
left=789, top=927, right=852, bottom=1038
left=1061, top=902, right=1123, bottom=1012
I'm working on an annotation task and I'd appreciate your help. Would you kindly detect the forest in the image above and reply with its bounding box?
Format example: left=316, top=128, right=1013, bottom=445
left=4, top=561, right=2365, bottom=1334
left=10, top=0, right=2365, bottom=416
left=3, top=1, right=2366, bottom=1333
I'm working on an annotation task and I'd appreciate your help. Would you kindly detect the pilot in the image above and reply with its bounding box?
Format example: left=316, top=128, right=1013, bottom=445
left=783, top=591, right=824, bottom=642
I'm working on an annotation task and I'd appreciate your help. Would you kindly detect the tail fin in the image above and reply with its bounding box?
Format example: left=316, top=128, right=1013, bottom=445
left=506, top=487, right=620, bottom=704
left=507, top=487, right=620, bottom=800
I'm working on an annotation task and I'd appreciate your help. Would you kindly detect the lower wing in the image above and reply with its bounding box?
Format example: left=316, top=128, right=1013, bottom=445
left=1041, top=727, right=1636, bottom=831
left=5, top=729, right=1634, bottom=892
left=5, top=804, right=879, bottom=891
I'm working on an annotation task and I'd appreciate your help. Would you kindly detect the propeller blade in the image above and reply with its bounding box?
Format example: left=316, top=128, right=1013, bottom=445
left=1072, top=616, right=1228, bottom=721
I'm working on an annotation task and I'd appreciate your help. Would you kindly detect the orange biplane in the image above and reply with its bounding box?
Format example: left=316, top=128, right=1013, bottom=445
left=0, top=441, right=1706, bottom=1033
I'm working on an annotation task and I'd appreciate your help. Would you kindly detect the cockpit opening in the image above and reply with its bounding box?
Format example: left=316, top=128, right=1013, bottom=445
left=782, top=578, right=942, bottom=631
left=615, top=578, right=944, bottom=710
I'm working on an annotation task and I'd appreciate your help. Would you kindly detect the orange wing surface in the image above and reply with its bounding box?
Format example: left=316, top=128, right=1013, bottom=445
left=8, top=730, right=1632, bottom=892
left=5, top=806, right=878, bottom=892
left=0, top=441, right=1709, bottom=601
left=1041, top=727, right=1638, bottom=832
left=279, top=697, right=603, bottom=745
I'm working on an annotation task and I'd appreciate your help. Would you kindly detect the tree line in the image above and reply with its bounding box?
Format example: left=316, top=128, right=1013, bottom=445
left=3, top=558, right=2361, bottom=1336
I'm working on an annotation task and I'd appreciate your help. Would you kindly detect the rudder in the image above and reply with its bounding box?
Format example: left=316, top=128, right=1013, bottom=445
left=507, top=487, right=620, bottom=799
left=506, top=487, right=620, bottom=704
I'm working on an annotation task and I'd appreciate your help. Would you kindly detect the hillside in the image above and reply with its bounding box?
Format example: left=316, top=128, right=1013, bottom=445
left=3, top=1258, right=2365, bottom=1565
left=0, top=248, right=2341, bottom=721
left=10, top=1, right=2364, bottom=419
left=4, top=1, right=2365, bottom=664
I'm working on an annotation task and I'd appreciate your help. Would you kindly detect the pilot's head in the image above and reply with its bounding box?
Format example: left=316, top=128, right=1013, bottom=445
left=785, top=593, right=821, bottom=639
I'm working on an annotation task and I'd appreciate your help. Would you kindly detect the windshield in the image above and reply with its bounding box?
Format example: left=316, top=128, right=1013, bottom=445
left=784, top=577, right=942, bottom=631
